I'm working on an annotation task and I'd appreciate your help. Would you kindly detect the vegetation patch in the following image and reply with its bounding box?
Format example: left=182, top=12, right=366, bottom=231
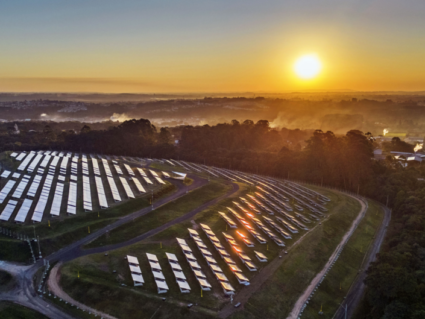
left=300, top=200, right=383, bottom=318
left=0, top=302, right=48, bottom=319
left=85, top=181, right=231, bottom=248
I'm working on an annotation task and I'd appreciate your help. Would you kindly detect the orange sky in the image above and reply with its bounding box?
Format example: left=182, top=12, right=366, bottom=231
left=1, top=1, right=425, bottom=93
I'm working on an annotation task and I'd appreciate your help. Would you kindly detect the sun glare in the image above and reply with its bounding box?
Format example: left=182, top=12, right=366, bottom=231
left=294, top=54, right=322, bottom=79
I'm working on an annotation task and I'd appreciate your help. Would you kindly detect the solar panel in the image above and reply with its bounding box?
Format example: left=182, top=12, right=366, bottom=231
left=67, top=182, right=77, bottom=215
left=31, top=174, right=54, bottom=222
left=17, top=152, right=35, bottom=171
left=132, top=178, right=146, bottom=193
left=10, top=152, right=18, bottom=158
left=39, top=154, right=52, bottom=168
left=0, top=180, right=16, bottom=204
left=101, top=159, right=113, bottom=177
left=0, top=200, right=18, bottom=221
left=107, top=177, right=121, bottom=202
left=143, top=176, right=153, bottom=185
left=1, top=170, right=11, bottom=178
left=83, top=175, right=92, bottom=211
left=27, top=175, right=42, bottom=198
left=82, top=161, right=89, bottom=175
left=58, top=175, right=66, bottom=181
left=50, top=182, right=64, bottom=217
left=95, top=176, right=108, bottom=208
left=155, top=176, right=166, bottom=185
left=14, top=198, right=33, bottom=223
left=123, top=164, right=135, bottom=176
left=149, top=169, right=159, bottom=177
left=12, top=176, right=31, bottom=198
left=92, top=158, right=101, bottom=176
left=137, top=168, right=147, bottom=177
left=119, top=177, right=135, bottom=199
left=15, top=152, right=27, bottom=161
left=60, top=157, right=69, bottom=175
left=12, top=173, right=20, bottom=179
left=114, top=165, right=123, bottom=175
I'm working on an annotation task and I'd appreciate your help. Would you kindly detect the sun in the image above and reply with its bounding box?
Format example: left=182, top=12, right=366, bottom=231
left=294, top=54, right=322, bottom=79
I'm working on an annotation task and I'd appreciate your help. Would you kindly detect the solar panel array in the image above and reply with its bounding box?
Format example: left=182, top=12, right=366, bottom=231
left=0, top=200, right=18, bottom=221
left=67, top=182, right=77, bottom=215
left=114, top=165, right=123, bottom=175
left=16, top=152, right=27, bottom=161
left=14, top=199, right=33, bottom=223
left=50, top=182, right=64, bottom=216
left=60, top=157, right=69, bottom=175
left=102, top=159, right=113, bottom=177
left=166, top=253, right=191, bottom=293
left=119, top=177, right=135, bottom=199
left=12, top=175, right=31, bottom=198
left=107, top=177, right=121, bottom=202
left=39, top=155, right=51, bottom=168
left=155, top=176, right=166, bottom=185
left=92, top=159, right=101, bottom=175
left=176, top=237, right=212, bottom=291
left=27, top=154, right=43, bottom=173
left=32, top=175, right=54, bottom=222
left=1, top=170, right=11, bottom=178
left=127, top=255, right=144, bottom=286
left=123, top=164, right=135, bottom=176
left=95, top=176, right=108, bottom=208
left=0, top=181, right=16, bottom=204
left=17, top=152, right=35, bottom=171
left=132, top=178, right=146, bottom=193
left=27, top=175, right=43, bottom=198
left=49, top=156, right=60, bottom=175
left=137, top=168, right=147, bottom=177
left=83, top=176, right=92, bottom=211
left=146, top=253, right=169, bottom=294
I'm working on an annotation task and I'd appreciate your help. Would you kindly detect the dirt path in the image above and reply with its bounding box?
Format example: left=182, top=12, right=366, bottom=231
left=47, top=262, right=117, bottom=319
left=286, top=194, right=367, bottom=319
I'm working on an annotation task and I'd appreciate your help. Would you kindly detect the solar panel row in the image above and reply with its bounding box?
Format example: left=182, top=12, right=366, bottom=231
left=50, top=182, right=64, bottom=217
left=95, top=176, right=108, bottom=208
left=83, top=175, right=92, bottom=211
left=67, top=182, right=77, bottom=215
left=32, top=174, right=54, bottom=222
left=0, top=200, right=18, bottom=221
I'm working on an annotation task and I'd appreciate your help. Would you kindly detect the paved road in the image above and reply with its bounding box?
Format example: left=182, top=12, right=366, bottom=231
left=333, top=204, right=391, bottom=319
left=0, top=261, right=75, bottom=319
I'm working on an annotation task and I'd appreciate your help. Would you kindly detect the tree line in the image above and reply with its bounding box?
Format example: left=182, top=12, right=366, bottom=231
left=0, top=118, right=424, bottom=317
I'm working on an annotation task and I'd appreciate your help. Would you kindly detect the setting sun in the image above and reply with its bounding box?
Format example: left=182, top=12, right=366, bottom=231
left=294, top=54, right=322, bottom=79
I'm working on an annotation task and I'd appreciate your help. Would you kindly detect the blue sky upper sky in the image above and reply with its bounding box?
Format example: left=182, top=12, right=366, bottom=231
left=1, top=0, right=425, bottom=92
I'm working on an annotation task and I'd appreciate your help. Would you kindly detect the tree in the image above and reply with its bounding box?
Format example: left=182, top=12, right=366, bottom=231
left=81, top=125, right=91, bottom=134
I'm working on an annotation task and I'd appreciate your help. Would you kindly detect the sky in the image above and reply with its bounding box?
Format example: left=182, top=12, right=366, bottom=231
left=1, top=0, right=425, bottom=93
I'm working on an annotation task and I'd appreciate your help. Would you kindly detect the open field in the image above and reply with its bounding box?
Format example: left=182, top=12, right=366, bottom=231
left=0, top=302, right=48, bottom=319
left=85, top=181, right=231, bottom=248
left=56, top=184, right=362, bottom=319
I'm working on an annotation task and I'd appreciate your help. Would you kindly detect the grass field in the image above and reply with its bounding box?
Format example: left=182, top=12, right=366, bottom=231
left=0, top=302, right=48, bottom=319
left=300, top=200, right=383, bottom=319
left=230, top=188, right=361, bottom=319
left=85, top=181, right=231, bottom=248
left=0, top=270, right=13, bottom=292
left=58, top=184, right=363, bottom=319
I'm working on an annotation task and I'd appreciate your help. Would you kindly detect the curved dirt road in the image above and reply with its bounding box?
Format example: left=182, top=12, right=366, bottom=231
left=47, top=262, right=117, bottom=319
